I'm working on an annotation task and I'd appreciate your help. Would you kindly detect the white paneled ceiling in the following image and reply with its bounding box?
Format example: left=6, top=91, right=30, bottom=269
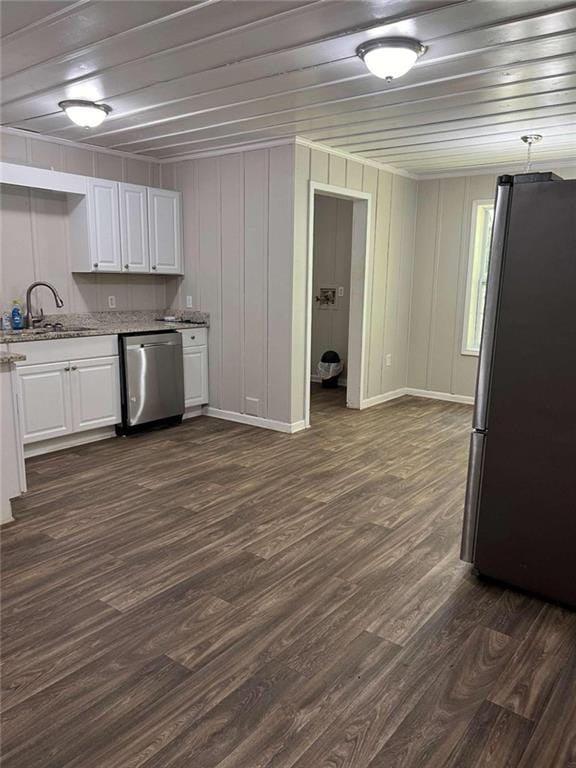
left=1, top=0, right=576, bottom=174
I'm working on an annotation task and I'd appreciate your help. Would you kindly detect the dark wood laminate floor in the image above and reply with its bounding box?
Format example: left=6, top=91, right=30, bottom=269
left=2, top=387, right=576, bottom=768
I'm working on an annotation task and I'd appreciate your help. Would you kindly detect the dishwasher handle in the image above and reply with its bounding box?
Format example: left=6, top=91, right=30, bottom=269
left=139, top=341, right=180, bottom=348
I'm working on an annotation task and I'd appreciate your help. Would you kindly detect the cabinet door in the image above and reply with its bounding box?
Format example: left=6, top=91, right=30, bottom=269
left=182, top=346, right=208, bottom=407
left=119, top=183, right=149, bottom=273
left=70, top=357, right=121, bottom=432
left=148, top=188, right=182, bottom=274
left=87, top=179, right=121, bottom=272
left=17, top=363, right=72, bottom=444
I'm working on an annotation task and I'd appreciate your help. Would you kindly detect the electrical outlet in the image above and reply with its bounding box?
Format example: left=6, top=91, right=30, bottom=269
left=186, top=295, right=193, bottom=308
left=385, top=353, right=392, bottom=367
left=338, top=286, right=344, bottom=297
left=108, top=295, right=116, bottom=309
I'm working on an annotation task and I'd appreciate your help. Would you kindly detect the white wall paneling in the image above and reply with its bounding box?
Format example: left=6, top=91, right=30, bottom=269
left=408, top=164, right=576, bottom=399
left=169, top=144, right=297, bottom=428
left=292, top=143, right=418, bottom=425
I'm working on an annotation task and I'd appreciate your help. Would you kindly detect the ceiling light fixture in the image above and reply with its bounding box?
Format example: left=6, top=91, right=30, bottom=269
left=521, top=134, right=543, bottom=172
left=58, top=99, right=112, bottom=128
left=356, top=37, right=426, bottom=82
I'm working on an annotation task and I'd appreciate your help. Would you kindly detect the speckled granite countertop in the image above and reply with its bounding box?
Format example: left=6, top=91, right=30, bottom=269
left=0, top=352, right=27, bottom=364
left=0, top=310, right=209, bottom=344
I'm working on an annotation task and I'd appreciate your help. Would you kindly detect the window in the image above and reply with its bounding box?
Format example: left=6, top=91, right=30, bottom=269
left=463, top=200, right=494, bottom=355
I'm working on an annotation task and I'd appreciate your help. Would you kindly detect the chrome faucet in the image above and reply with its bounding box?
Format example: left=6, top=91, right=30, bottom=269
left=25, top=281, right=64, bottom=328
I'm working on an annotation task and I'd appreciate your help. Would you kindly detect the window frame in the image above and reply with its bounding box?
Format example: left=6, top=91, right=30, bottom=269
left=462, top=198, right=495, bottom=357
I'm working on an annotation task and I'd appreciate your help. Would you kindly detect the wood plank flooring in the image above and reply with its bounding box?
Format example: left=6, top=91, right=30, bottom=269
left=2, top=386, right=575, bottom=768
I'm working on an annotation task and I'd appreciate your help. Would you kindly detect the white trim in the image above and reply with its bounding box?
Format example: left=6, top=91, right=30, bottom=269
left=0, top=160, right=88, bottom=194
left=462, top=199, right=494, bottom=356
left=0, top=126, right=160, bottom=165
left=205, top=406, right=307, bottom=433
left=404, top=387, right=474, bottom=405
left=157, top=137, right=295, bottom=163
left=358, top=388, right=406, bottom=409
left=23, top=426, right=115, bottom=457
left=182, top=406, right=203, bottom=420
left=295, top=137, right=416, bottom=179
left=159, top=136, right=416, bottom=180
left=305, top=181, right=372, bottom=427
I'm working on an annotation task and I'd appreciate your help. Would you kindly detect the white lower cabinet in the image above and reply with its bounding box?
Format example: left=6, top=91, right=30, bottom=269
left=17, top=362, right=72, bottom=443
left=70, top=357, right=120, bottom=432
left=16, top=355, right=121, bottom=444
left=183, top=346, right=208, bottom=407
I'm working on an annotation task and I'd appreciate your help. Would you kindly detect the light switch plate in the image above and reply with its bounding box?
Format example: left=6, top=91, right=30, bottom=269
left=108, top=295, right=116, bottom=309
left=385, top=353, right=392, bottom=367
left=186, top=295, right=193, bottom=308
left=338, top=286, right=344, bottom=297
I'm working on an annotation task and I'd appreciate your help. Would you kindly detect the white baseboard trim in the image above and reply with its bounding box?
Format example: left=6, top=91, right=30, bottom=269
left=359, top=388, right=406, bottom=409
left=24, top=426, right=116, bottom=458
left=404, top=388, right=475, bottom=405
left=183, top=406, right=203, bottom=420
left=205, top=407, right=307, bottom=434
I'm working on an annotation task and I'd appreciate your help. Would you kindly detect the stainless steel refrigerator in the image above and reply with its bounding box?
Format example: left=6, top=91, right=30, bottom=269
left=461, top=171, right=576, bottom=607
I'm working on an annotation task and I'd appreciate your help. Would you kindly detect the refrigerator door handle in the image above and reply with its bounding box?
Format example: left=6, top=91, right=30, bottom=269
left=461, top=431, right=485, bottom=563
left=473, top=182, right=511, bottom=431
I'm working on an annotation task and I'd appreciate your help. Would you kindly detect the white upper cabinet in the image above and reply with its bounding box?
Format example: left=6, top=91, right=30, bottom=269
left=69, top=177, right=182, bottom=275
left=148, top=188, right=182, bottom=274
left=86, top=179, right=121, bottom=272
left=119, top=183, right=149, bottom=273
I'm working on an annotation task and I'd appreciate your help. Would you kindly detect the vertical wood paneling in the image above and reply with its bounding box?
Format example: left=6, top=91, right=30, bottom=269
left=346, top=159, right=363, bottom=191
left=408, top=179, right=440, bottom=390
left=124, top=157, right=150, bottom=186
left=196, top=157, right=222, bottom=409
left=366, top=169, right=393, bottom=398
left=94, top=152, right=124, bottom=182
left=360, top=163, right=378, bottom=399
left=410, top=165, right=576, bottom=398
left=29, top=137, right=64, bottom=171
left=244, top=150, right=269, bottom=418
left=220, top=153, right=244, bottom=414
left=291, top=143, right=310, bottom=421
left=309, top=148, right=328, bottom=183
left=62, top=146, right=94, bottom=176
left=328, top=154, right=346, bottom=187
left=427, top=177, right=467, bottom=392
left=268, top=144, right=295, bottom=423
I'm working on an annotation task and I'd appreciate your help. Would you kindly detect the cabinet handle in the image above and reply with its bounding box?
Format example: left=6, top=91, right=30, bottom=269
left=151, top=265, right=157, bottom=271
left=64, top=366, right=70, bottom=372
left=71, top=366, right=77, bottom=371
left=124, top=264, right=130, bottom=270
left=93, top=263, right=99, bottom=269
left=191, top=335, right=195, bottom=340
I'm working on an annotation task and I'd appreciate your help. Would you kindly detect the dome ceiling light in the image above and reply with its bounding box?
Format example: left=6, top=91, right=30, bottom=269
left=58, top=99, right=112, bottom=128
left=356, top=37, right=426, bottom=82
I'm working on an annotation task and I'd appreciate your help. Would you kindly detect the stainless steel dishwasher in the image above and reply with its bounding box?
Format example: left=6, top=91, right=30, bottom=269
left=118, top=331, right=184, bottom=434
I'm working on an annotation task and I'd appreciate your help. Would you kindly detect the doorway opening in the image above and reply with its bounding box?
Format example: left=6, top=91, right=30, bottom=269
left=304, top=182, right=372, bottom=428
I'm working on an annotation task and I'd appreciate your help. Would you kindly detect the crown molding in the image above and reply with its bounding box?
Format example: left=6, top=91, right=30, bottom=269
left=157, top=136, right=296, bottom=163
left=0, top=126, right=160, bottom=165
left=294, top=137, right=417, bottom=179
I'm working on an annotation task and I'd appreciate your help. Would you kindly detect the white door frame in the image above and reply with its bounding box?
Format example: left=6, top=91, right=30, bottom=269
left=305, top=181, right=372, bottom=427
